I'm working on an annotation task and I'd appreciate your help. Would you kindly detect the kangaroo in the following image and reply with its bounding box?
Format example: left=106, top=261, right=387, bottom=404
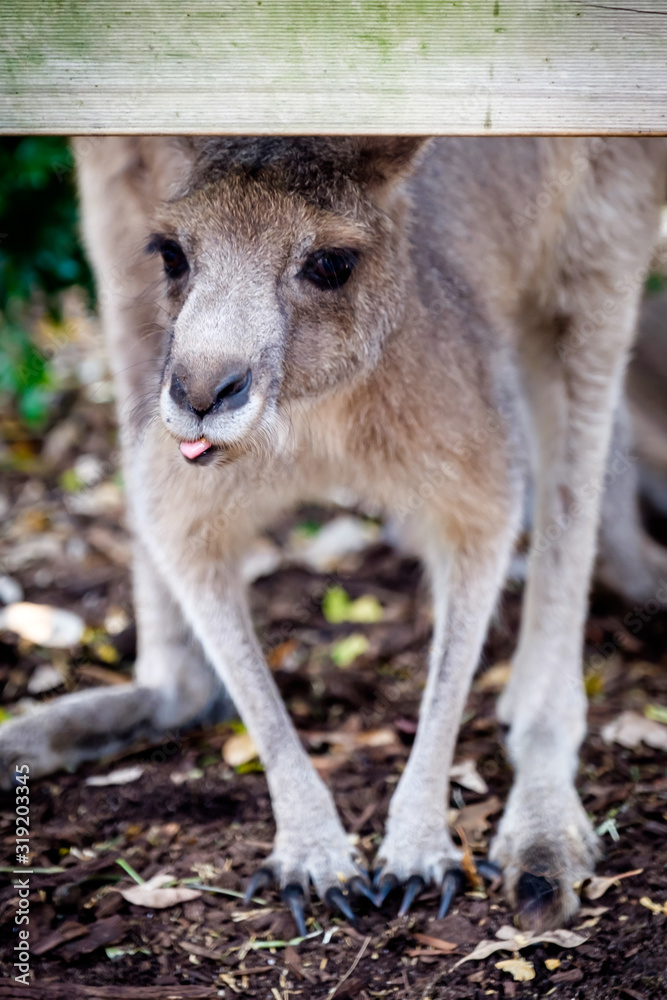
left=1, top=136, right=665, bottom=933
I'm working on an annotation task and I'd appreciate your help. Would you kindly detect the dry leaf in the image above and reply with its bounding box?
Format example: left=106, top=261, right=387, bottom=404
left=639, top=896, right=667, bottom=915
left=330, top=633, right=370, bottom=667
left=86, top=765, right=144, bottom=787
left=457, top=938, right=515, bottom=963
left=306, top=726, right=396, bottom=752
left=223, top=732, right=259, bottom=767
left=578, top=906, right=609, bottom=918
left=644, top=703, right=667, bottom=725
left=290, top=515, right=379, bottom=572
left=27, top=664, right=65, bottom=694
left=456, top=825, right=482, bottom=889
left=583, top=868, right=643, bottom=901
left=66, top=481, right=123, bottom=516
left=450, top=758, right=489, bottom=795
left=576, top=915, right=602, bottom=930
left=474, top=661, right=512, bottom=692
left=495, top=925, right=521, bottom=940
left=412, top=933, right=457, bottom=954
left=0, top=602, right=84, bottom=647
left=456, top=926, right=587, bottom=966
left=120, top=871, right=202, bottom=910
left=601, top=710, right=667, bottom=751
left=535, top=929, right=589, bottom=948
left=495, top=958, right=535, bottom=982
left=454, top=796, right=502, bottom=844
left=240, top=539, right=283, bottom=583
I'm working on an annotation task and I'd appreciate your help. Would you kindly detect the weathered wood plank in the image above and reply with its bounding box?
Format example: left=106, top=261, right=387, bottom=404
left=0, top=1, right=665, bottom=134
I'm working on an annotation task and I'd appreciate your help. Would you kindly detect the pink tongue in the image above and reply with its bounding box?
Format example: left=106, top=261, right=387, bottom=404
left=180, top=438, right=211, bottom=460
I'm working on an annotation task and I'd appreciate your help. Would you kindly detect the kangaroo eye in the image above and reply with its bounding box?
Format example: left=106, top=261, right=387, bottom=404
left=159, top=240, right=189, bottom=279
left=146, top=235, right=189, bottom=280
left=301, top=249, right=358, bottom=291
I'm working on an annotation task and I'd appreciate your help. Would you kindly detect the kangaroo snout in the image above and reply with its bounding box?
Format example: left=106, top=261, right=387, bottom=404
left=169, top=367, right=252, bottom=417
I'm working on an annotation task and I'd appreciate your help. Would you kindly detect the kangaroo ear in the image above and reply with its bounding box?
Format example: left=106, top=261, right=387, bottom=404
left=355, top=137, right=432, bottom=185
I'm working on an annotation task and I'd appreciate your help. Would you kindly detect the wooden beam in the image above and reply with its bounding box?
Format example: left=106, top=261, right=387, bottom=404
left=0, top=1, right=665, bottom=134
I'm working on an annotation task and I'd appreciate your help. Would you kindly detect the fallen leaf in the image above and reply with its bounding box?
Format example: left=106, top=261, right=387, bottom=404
left=601, top=710, right=667, bottom=751
left=0, top=602, right=84, bottom=647
left=330, top=633, right=370, bottom=667
left=27, top=663, right=65, bottom=694
left=106, top=945, right=151, bottom=960
left=474, top=661, right=512, bottom=692
left=104, top=605, right=131, bottom=635
left=240, top=538, right=283, bottom=583
left=87, top=525, right=132, bottom=565
left=578, top=906, right=609, bottom=918
left=582, top=868, right=643, bottom=901
left=645, top=703, right=667, bottom=725
left=450, top=758, right=489, bottom=795
left=495, top=958, right=535, bottom=982
left=95, top=642, right=121, bottom=664
left=323, top=586, right=383, bottom=624
left=66, top=480, right=123, bottom=516
left=456, top=938, right=514, bottom=963
left=639, top=896, right=667, bottom=915
left=290, top=515, right=379, bottom=571
left=456, top=926, right=587, bottom=966
left=454, top=796, right=502, bottom=844
left=412, top=933, right=457, bottom=954
left=322, top=726, right=396, bottom=750
left=170, top=767, right=205, bottom=784
left=223, top=732, right=259, bottom=767
left=576, top=915, right=603, bottom=930
left=536, top=929, right=589, bottom=948
left=85, top=765, right=144, bottom=787
left=267, top=639, right=300, bottom=670
left=120, top=871, right=202, bottom=910
left=456, top=825, right=482, bottom=890
left=354, top=727, right=396, bottom=748
left=495, top=926, right=520, bottom=939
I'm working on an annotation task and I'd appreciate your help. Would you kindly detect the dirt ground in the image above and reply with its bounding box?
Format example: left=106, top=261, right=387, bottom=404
left=0, top=313, right=666, bottom=999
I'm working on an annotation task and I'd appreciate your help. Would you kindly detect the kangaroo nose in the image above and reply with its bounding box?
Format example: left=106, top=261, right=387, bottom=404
left=170, top=369, right=252, bottom=417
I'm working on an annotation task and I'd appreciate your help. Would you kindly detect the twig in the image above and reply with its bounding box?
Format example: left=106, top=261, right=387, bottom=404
left=328, top=935, right=371, bottom=999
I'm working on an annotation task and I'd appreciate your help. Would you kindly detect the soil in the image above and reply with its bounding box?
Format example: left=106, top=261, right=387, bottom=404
left=0, top=323, right=666, bottom=999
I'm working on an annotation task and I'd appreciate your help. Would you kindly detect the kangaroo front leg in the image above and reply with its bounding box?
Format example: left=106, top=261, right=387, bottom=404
left=374, top=518, right=518, bottom=915
left=154, top=549, right=365, bottom=930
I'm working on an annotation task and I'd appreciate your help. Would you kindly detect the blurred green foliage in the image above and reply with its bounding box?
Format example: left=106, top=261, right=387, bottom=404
left=0, top=137, right=93, bottom=427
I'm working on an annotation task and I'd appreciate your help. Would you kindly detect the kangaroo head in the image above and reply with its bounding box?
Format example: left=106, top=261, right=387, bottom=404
left=148, top=137, right=429, bottom=464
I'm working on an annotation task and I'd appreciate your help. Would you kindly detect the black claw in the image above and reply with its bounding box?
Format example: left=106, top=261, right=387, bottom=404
left=281, top=883, right=308, bottom=938
left=244, top=866, right=273, bottom=905
left=437, top=868, right=466, bottom=919
left=325, top=886, right=359, bottom=926
left=398, top=874, right=425, bottom=916
left=373, top=872, right=400, bottom=906
left=349, top=875, right=376, bottom=904
left=476, top=859, right=502, bottom=883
